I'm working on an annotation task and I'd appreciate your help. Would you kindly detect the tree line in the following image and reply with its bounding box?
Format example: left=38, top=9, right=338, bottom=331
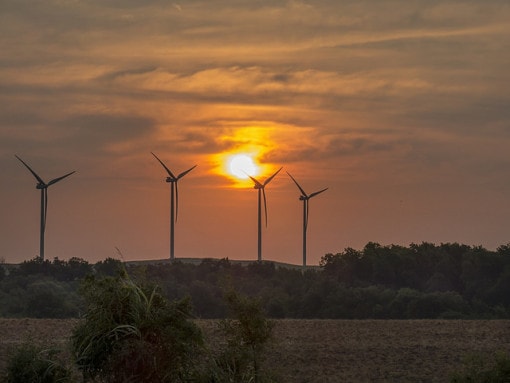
left=1, top=241, right=510, bottom=319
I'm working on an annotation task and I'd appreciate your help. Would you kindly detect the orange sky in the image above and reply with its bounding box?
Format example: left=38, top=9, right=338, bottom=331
left=1, top=1, right=510, bottom=265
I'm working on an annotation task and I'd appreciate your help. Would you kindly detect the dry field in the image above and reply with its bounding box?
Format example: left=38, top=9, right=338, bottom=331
left=1, top=318, right=509, bottom=382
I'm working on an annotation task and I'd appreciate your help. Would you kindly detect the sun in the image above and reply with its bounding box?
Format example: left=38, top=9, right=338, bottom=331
left=227, top=154, right=258, bottom=179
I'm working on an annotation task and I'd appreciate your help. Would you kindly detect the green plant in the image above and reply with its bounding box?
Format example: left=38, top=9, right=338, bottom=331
left=211, top=289, right=275, bottom=383
left=450, top=351, right=510, bottom=382
left=71, top=272, right=203, bottom=383
left=2, top=342, right=72, bottom=383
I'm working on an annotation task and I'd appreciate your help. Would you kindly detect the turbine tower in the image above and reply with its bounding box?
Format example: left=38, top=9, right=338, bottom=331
left=287, top=172, right=327, bottom=267
left=247, top=167, right=282, bottom=262
left=15, top=155, right=75, bottom=261
left=151, top=152, right=196, bottom=260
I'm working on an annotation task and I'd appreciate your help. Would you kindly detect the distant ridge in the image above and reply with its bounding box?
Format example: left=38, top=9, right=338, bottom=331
left=1, top=258, right=322, bottom=272
left=124, top=258, right=322, bottom=271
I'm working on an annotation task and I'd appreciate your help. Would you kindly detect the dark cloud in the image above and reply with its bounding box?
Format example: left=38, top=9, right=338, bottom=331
left=99, top=67, right=159, bottom=82
left=0, top=109, right=42, bottom=128
left=152, top=128, right=231, bottom=155
left=60, top=114, right=157, bottom=149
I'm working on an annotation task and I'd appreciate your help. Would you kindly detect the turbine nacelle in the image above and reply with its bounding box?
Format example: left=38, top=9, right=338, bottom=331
left=287, top=171, right=328, bottom=266
left=15, top=154, right=75, bottom=261
left=287, top=171, right=328, bottom=203
left=247, top=167, right=283, bottom=228
left=246, top=166, right=282, bottom=262
left=151, top=151, right=196, bottom=260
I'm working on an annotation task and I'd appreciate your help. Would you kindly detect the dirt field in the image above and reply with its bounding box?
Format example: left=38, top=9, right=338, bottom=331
left=1, top=318, right=509, bottom=382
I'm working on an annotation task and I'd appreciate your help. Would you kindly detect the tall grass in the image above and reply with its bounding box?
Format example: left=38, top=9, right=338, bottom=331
left=2, top=343, right=73, bottom=383
left=71, top=271, right=203, bottom=383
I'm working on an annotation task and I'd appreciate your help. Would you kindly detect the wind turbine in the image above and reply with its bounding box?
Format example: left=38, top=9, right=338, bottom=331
left=151, top=152, right=196, bottom=260
left=287, top=172, right=327, bottom=267
left=247, top=167, right=282, bottom=262
left=15, top=155, right=75, bottom=261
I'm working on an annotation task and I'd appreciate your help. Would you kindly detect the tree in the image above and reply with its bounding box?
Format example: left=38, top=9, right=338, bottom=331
left=94, top=257, right=123, bottom=276
left=0, top=256, right=5, bottom=282
left=26, top=279, right=80, bottom=318
left=71, top=272, right=203, bottom=383
left=213, top=289, right=275, bottom=383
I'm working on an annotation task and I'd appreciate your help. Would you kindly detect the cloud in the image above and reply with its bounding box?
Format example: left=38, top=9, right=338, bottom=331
left=61, top=114, right=156, bottom=142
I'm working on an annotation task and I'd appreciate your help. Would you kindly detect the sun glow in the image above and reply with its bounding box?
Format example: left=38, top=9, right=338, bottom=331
left=210, top=126, right=281, bottom=187
left=228, top=154, right=258, bottom=179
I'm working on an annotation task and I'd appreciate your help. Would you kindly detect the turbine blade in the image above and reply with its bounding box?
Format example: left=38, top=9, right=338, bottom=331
left=174, top=182, right=179, bottom=222
left=286, top=171, right=308, bottom=197
left=151, top=152, right=176, bottom=179
left=263, top=166, right=283, bottom=186
left=47, top=171, right=76, bottom=186
left=262, top=188, right=268, bottom=227
left=309, top=188, right=328, bottom=199
left=177, top=165, right=197, bottom=179
left=15, top=155, right=46, bottom=185
left=248, top=174, right=264, bottom=188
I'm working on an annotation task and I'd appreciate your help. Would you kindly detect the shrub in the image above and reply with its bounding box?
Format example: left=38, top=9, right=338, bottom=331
left=71, top=272, right=203, bottom=383
left=2, top=343, right=72, bottom=383
left=209, top=289, right=275, bottom=383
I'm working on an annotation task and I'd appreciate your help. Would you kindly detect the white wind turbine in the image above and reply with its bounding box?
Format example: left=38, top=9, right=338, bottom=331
left=15, top=155, right=75, bottom=260
left=151, top=152, right=196, bottom=260
left=247, top=167, right=283, bottom=261
left=287, top=172, right=327, bottom=267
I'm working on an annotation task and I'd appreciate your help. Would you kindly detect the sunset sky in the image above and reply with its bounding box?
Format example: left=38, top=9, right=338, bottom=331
left=1, top=0, right=509, bottom=265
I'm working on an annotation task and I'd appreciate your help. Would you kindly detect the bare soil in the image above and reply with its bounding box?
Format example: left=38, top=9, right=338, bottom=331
left=1, top=318, right=509, bottom=382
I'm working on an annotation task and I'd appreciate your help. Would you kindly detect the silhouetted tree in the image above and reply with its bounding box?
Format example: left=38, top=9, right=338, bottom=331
left=3, top=242, right=510, bottom=319
left=93, top=257, right=123, bottom=276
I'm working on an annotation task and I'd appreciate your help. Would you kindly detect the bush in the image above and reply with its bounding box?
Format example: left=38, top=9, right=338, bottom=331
left=25, top=280, right=80, bottom=318
left=71, top=272, right=204, bottom=383
left=208, top=289, right=275, bottom=383
left=2, top=343, right=72, bottom=383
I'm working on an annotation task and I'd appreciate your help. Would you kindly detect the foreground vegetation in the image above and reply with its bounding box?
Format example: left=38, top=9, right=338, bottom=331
left=1, top=242, right=510, bottom=319
left=2, top=271, right=275, bottom=382
left=2, top=242, right=510, bottom=381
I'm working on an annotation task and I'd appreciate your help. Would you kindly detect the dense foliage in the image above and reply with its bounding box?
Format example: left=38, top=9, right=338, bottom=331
left=2, top=273, right=275, bottom=383
left=1, top=241, right=510, bottom=319
left=72, top=272, right=203, bottom=383
left=2, top=343, right=73, bottom=383
left=214, top=289, right=274, bottom=383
